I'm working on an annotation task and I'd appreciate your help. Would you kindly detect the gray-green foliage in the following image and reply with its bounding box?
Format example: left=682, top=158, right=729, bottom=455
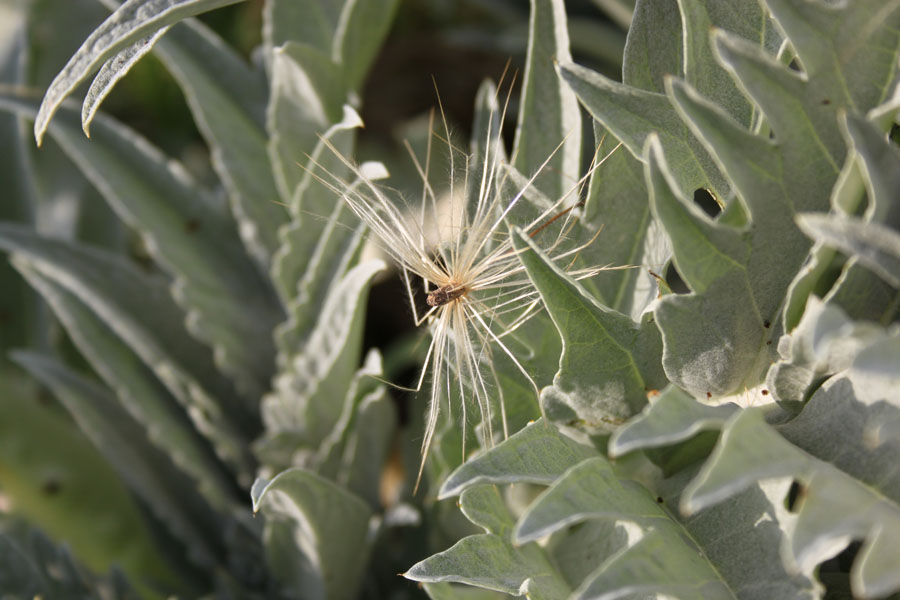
left=0, top=0, right=899, bottom=598
left=408, top=0, right=900, bottom=599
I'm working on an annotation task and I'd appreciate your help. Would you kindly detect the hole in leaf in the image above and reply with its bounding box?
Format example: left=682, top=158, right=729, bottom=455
left=664, top=262, right=690, bottom=294
left=785, top=480, right=804, bottom=512
left=890, top=123, right=900, bottom=147
left=692, top=188, right=721, bottom=218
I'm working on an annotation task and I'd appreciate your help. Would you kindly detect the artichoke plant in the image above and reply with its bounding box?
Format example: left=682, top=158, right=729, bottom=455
left=0, top=0, right=899, bottom=599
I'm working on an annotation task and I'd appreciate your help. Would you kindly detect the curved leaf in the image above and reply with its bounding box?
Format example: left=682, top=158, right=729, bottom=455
left=81, top=26, right=170, bottom=136
left=512, top=228, right=664, bottom=436
left=332, top=0, right=398, bottom=91
left=439, top=419, right=595, bottom=499
left=12, top=260, right=241, bottom=508
left=0, top=93, right=281, bottom=400
left=610, top=385, right=739, bottom=456
left=261, top=260, right=384, bottom=462
left=33, top=0, right=244, bottom=144
left=146, top=14, right=290, bottom=265
left=251, top=468, right=373, bottom=600
left=685, top=337, right=900, bottom=600
left=408, top=484, right=570, bottom=599
left=511, top=0, right=580, bottom=200
left=797, top=214, right=900, bottom=289
left=0, top=225, right=254, bottom=478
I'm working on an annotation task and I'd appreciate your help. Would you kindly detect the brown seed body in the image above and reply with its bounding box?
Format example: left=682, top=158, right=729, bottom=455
left=426, top=283, right=467, bottom=307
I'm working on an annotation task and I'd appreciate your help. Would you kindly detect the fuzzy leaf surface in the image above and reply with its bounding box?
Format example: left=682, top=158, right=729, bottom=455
left=266, top=42, right=348, bottom=203
left=439, top=420, right=595, bottom=499
left=81, top=25, right=170, bottom=137
left=147, top=14, right=287, bottom=266
left=251, top=468, right=373, bottom=600
left=408, top=484, right=571, bottom=599
left=261, top=260, right=383, bottom=463
left=610, top=384, right=739, bottom=456
left=0, top=93, right=280, bottom=400
left=644, top=17, right=865, bottom=396
left=0, top=224, right=254, bottom=477
left=33, top=0, right=244, bottom=144
left=12, top=262, right=240, bottom=507
left=511, top=0, right=580, bottom=200
left=512, top=229, right=664, bottom=435
left=685, top=333, right=900, bottom=599
left=797, top=213, right=900, bottom=289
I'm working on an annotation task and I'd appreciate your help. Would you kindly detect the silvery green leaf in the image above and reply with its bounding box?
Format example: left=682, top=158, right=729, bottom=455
left=0, top=93, right=281, bottom=401
left=439, top=419, right=596, bottom=499
left=511, top=0, right=580, bottom=200
left=512, top=228, right=665, bottom=436
left=518, top=457, right=732, bottom=600
left=405, top=533, right=570, bottom=599
left=797, top=214, right=900, bottom=289
left=251, top=468, right=373, bottom=600
left=839, top=113, right=900, bottom=227
left=785, top=112, right=900, bottom=328
left=312, top=350, right=383, bottom=468
left=0, top=225, right=254, bottom=479
left=407, top=487, right=570, bottom=599
left=622, top=0, right=681, bottom=93
left=766, top=0, right=900, bottom=331
left=332, top=0, right=398, bottom=91
left=679, top=0, right=781, bottom=126
left=422, top=582, right=510, bottom=600
left=558, top=59, right=729, bottom=200
left=261, top=260, right=384, bottom=460
left=764, top=0, right=900, bottom=111
left=458, top=486, right=515, bottom=537
left=12, top=261, right=242, bottom=508
left=609, top=385, right=739, bottom=456
left=577, top=120, right=652, bottom=318
left=338, top=387, right=395, bottom=508
left=263, top=0, right=339, bottom=65
left=266, top=42, right=349, bottom=203
left=270, top=108, right=364, bottom=346
left=645, top=14, right=877, bottom=396
left=11, top=349, right=225, bottom=572
left=767, top=296, right=888, bottom=405
left=81, top=26, right=170, bottom=136
left=33, top=0, right=245, bottom=145
left=685, top=338, right=900, bottom=600
left=658, top=472, right=819, bottom=600
left=148, top=15, right=288, bottom=267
